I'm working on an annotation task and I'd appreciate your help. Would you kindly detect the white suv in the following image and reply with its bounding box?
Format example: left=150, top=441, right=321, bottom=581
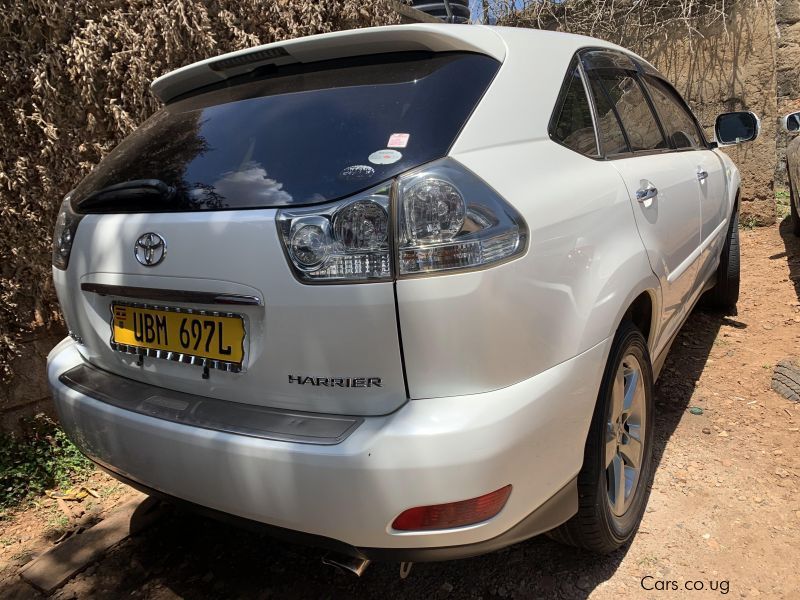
left=47, top=25, right=758, bottom=565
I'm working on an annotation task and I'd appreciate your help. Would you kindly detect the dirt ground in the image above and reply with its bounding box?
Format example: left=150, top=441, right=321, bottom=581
left=1, top=221, right=800, bottom=599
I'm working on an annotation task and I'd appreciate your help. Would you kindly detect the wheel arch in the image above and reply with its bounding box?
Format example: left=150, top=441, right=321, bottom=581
left=621, top=289, right=657, bottom=352
left=609, top=281, right=661, bottom=358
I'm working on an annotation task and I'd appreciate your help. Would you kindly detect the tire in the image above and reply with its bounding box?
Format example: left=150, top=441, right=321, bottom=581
left=702, top=209, right=740, bottom=312
left=549, top=321, right=654, bottom=553
left=789, top=170, right=800, bottom=236
left=771, top=360, right=800, bottom=402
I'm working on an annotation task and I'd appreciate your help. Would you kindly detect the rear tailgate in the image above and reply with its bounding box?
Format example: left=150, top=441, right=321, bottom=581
left=57, top=209, right=405, bottom=416
left=54, top=49, right=502, bottom=417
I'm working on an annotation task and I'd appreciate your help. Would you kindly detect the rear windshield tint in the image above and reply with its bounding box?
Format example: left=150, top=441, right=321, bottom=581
left=72, top=52, right=500, bottom=213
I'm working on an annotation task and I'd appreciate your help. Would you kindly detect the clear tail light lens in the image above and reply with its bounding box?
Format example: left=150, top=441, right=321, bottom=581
left=402, top=178, right=466, bottom=243
left=396, top=159, right=527, bottom=275
left=288, top=216, right=332, bottom=269
left=277, top=184, right=392, bottom=282
left=52, top=194, right=84, bottom=271
left=276, top=159, right=527, bottom=283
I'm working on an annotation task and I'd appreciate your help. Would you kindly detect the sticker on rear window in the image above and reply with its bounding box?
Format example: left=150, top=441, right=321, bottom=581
left=338, top=165, right=375, bottom=181
left=368, top=149, right=402, bottom=165
left=387, top=133, right=410, bottom=148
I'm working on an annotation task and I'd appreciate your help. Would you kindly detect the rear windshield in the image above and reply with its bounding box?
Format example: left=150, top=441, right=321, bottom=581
left=72, top=52, right=500, bottom=213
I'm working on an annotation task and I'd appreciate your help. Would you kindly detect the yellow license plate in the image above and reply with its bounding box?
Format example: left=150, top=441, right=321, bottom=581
left=111, top=304, right=245, bottom=364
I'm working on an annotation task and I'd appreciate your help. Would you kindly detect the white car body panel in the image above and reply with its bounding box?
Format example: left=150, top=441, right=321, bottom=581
left=449, top=27, right=639, bottom=157
left=610, top=154, right=702, bottom=352
left=401, top=141, right=655, bottom=399
left=398, top=27, right=661, bottom=399
left=693, top=149, right=731, bottom=293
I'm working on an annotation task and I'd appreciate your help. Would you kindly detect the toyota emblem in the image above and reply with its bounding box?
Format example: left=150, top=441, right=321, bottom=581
left=134, top=233, right=167, bottom=266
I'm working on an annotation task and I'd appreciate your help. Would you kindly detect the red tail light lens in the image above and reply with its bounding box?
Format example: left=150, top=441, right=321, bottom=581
left=391, top=485, right=512, bottom=531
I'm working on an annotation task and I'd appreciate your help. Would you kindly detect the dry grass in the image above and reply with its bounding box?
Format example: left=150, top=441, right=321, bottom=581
left=491, top=0, right=742, bottom=52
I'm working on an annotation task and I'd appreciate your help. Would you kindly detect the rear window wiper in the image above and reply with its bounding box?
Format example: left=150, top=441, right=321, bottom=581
left=77, top=179, right=176, bottom=213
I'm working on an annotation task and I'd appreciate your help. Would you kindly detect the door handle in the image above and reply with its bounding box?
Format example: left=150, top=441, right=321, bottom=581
left=697, top=169, right=709, bottom=181
left=636, top=185, right=658, bottom=202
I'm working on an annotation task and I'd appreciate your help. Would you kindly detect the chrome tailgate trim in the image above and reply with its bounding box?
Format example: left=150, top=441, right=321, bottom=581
left=81, top=283, right=262, bottom=306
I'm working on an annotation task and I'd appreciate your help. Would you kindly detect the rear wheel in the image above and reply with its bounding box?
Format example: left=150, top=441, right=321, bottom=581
left=702, top=209, right=740, bottom=312
left=549, top=321, right=654, bottom=553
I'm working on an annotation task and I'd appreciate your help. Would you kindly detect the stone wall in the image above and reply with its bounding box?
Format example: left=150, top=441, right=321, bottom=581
left=644, top=0, right=779, bottom=225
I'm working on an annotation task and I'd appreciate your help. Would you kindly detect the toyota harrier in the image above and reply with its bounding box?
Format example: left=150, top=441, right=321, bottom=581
left=47, top=24, right=758, bottom=565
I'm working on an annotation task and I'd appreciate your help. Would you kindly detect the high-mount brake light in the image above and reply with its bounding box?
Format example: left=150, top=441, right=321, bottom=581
left=276, top=159, right=527, bottom=283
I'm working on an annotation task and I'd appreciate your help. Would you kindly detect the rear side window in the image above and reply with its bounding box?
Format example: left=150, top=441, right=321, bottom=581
left=586, top=74, right=629, bottom=156
left=591, top=70, right=667, bottom=153
left=71, top=52, right=500, bottom=213
left=551, top=60, right=599, bottom=156
left=642, top=75, right=704, bottom=149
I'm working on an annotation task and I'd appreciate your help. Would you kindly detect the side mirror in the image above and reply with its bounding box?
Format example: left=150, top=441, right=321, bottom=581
left=714, top=111, right=760, bottom=145
left=782, top=111, right=800, bottom=134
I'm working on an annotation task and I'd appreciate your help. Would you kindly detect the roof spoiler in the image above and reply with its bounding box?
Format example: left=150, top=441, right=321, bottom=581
left=150, top=24, right=506, bottom=104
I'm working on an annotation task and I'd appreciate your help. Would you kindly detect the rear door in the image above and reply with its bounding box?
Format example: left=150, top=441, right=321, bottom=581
left=640, top=74, right=728, bottom=295
left=583, top=58, right=702, bottom=347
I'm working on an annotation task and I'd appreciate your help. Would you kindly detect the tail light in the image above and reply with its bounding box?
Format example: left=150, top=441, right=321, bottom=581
left=52, top=194, right=84, bottom=271
left=277, top=184, right=392, bottom=282
left=277, top=158, right=527, bottom=283
left=396, top=160, right=526, bottom=275
left=391, top=485, right=512, bottom=531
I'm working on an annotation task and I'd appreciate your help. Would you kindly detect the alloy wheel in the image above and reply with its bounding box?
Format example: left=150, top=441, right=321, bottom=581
left=605, top=353, right=647, bottom=517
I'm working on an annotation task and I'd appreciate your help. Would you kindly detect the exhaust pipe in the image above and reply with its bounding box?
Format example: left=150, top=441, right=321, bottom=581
left=321, top=553, right=371, bottom=577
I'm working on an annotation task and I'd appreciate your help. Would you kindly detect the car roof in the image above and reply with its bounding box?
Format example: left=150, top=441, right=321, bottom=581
left=150, top=24, right=650, bottom=104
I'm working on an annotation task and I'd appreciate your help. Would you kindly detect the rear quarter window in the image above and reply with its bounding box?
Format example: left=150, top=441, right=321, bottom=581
left=586, top=73, right=630, bottom=156
left=551, top=59, right=599, bottom=157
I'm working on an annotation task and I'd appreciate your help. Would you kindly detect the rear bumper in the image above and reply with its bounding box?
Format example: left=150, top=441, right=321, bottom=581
left=95, top=460, right=577, bottom=562
left=48, top=337, right=610, bottom=559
